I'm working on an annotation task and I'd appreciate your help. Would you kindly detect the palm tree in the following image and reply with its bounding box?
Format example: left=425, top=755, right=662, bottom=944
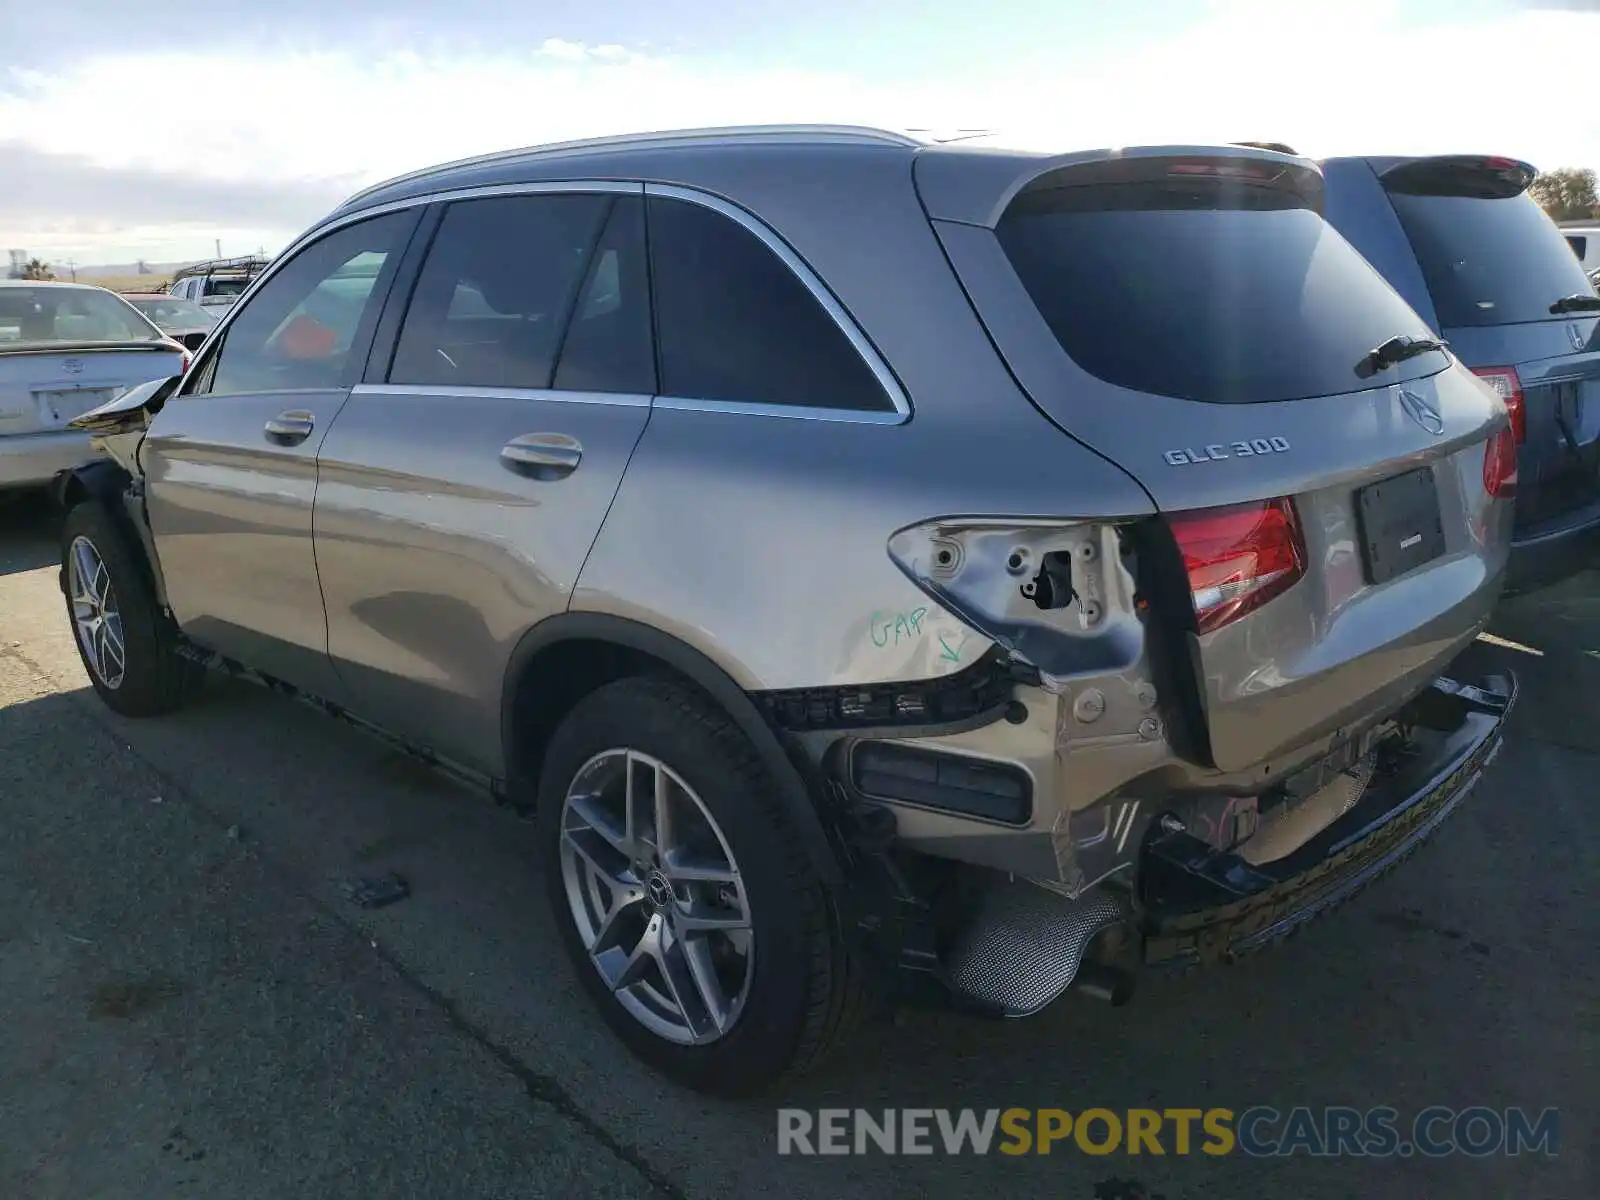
left=22, top=258, right=56, bottom=280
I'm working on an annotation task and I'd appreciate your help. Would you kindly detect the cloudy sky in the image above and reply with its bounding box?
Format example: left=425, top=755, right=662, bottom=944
left=1, top=0, right=1595, bottom=266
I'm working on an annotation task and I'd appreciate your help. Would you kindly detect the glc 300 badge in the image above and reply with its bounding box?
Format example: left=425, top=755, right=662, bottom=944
left=1164, top=437, right=1289, bottom=466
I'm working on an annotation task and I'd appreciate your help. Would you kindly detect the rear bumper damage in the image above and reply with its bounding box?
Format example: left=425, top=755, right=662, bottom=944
left=1139, top=670, right=1515, bottom=968
left=891, top=669, right=1515, bottom=1017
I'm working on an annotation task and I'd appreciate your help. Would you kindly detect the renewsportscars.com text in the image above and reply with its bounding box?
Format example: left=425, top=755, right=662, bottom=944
left=776, top=1106, right=1560, bottom=1158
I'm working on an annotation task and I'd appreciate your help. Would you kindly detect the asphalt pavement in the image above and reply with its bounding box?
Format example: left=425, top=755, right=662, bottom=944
left=1, top=491, right=1594, bottom=1199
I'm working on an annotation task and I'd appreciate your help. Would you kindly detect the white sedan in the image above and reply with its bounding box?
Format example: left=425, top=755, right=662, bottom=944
left=0, top=281, right=185, bottom=491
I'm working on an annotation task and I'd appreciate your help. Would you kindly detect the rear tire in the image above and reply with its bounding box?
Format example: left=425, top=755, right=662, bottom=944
left=536, top=675, right=865, bottom=1096
left=59, top=502, right=201, bottom=717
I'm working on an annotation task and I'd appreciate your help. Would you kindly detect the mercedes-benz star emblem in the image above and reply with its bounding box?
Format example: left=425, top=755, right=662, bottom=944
left=645, top=871, right=674, bottom=910
left=1397, top=387, right=1445, bottom=436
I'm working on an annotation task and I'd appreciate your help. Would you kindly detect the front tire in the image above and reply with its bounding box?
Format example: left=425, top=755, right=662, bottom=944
left=536, top=676, right=863, bottom=1096
left=60, top=502, right=200, bottom=717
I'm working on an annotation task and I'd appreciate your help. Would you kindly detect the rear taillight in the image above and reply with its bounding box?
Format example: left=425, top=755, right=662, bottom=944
left=1471, top=366, right=1525, bottom=443
left=1166, top=498, right=1306, bottom=635
left=1483, top=427, right=1518, bottom=499
left=180, top=351, right=191, bottom=374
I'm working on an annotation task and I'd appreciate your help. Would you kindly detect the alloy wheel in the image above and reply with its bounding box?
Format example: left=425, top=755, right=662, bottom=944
left=558, top=748, right=753, bottom=1045
left=67, top=535, right=126, bottom=689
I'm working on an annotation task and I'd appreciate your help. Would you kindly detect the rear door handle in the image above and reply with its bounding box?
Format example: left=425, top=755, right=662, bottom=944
left=501, top=433, right=582, bottom=480
left=264, top=410, right=316, bottom=446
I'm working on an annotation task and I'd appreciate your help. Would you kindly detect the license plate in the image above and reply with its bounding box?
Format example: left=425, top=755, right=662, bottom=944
left=36, top=389, right=109, bottom=421
left=1354, top=466, right=1445, bottom=585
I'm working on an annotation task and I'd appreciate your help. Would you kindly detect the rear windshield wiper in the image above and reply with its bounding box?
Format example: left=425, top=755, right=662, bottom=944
left=1355, top=334, right=1449, bottom=379
left=1549, top=293, right=1600, bottom=315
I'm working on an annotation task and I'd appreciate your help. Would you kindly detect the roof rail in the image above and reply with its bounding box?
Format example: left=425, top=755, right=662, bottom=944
left=341, top=124, right=925, bottom=208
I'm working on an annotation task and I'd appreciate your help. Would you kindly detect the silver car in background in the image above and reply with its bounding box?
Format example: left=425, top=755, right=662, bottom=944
left=1, top=281, right=185, bottom=491
left=120, top=293, right=220, bottom=353
left=56, top=127, right=1518, bottom=1096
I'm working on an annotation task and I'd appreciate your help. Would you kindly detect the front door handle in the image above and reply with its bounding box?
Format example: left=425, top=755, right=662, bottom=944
left=501, top=433, right=582, bottom=480
left=264, top=410, right=315, bottom=446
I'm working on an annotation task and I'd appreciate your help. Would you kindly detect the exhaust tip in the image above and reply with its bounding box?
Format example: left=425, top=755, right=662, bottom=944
left=1072, top=960, right=1136, bottom=1007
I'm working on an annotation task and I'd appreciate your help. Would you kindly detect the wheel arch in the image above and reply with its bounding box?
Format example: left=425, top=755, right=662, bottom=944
left=51, top=461, right=170, bottom=612
left=51, top=459, right=128, bottom=512
left=501, top=612, right=844, bottom=887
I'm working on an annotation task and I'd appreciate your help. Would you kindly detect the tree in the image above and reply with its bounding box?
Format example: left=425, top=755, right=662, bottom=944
left=1530, top=168, right=1598, bottom=222
left=21, top=258, right=55, bottom=280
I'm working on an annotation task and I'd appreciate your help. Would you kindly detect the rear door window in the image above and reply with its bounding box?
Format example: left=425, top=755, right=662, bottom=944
left=996, top=183, right=1443, bottom=404
left=389, top=194, right=612, bottom=390
left=1386, top=190, right=1596, bottom=328
left=646, top=195, right=892, bottom=412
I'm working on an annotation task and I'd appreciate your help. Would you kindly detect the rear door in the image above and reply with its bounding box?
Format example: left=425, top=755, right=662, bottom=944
left=143, top=210, right=418, bottom=697
left=920, top=150, right=1510, bottom=771
left=313, top=186, right=654, bottom=773
left=1374, top=158, right=1600, bottom=537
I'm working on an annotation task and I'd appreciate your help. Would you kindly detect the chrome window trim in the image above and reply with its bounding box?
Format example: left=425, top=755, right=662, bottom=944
left=194, top=177, right=911, bottom=426
left=182, top=182, right=643, bottom=389
left=352, top=382, right=650, bottom=409
left=651, top=396, right=905, bottom=425
left=644, top=182, right=911, bottom=424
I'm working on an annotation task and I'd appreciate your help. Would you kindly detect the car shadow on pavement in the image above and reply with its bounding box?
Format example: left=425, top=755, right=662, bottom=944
left=0, top=491, right=60, bottom=577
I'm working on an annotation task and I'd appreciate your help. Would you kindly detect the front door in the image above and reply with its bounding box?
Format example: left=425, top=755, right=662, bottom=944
left=143, top=210, right=418, bottom=697
left=315, top=188, right=655, bottom=772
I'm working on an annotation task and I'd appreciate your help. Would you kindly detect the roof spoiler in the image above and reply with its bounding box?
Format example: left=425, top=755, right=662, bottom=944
left=915, top=144, right=1323, bottom=227
left=1378, top=155, right=1536, bottom=200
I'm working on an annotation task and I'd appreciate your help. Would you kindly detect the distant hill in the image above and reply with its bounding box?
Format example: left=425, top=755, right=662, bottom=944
left=76, top=261, right=196, bottom=279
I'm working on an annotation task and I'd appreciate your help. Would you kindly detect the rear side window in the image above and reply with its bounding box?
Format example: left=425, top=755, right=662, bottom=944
left=1569, top=235, right=1588, bottom=260
left=646, top=196, right=891, bottom=411
left=390, top=194, right=611, bottom=389
left=1386, top=191, right=1595, bottom=328
left=997, top=184, right=1443, bottom=404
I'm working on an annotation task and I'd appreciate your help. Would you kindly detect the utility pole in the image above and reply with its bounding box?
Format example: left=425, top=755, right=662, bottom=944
left=65, top=258, right=77, bottom=281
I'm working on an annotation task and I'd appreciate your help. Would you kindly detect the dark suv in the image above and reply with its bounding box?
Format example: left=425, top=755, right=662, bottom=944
left=1320, top=154, right=1600, bottom=592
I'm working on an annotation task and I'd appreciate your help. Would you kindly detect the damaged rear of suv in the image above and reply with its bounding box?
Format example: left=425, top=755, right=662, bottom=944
left=57, top=129, right=1515, bottom=1097
left=792, top=144, right=1517, bottom=1026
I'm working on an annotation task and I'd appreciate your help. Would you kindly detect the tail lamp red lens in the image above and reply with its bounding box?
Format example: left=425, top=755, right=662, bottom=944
left=1166, top=498, right=1306, bottom=635
left=1471, top=366, right=1525, bottom=443
left=1483, top=427, right=1518, bottom=499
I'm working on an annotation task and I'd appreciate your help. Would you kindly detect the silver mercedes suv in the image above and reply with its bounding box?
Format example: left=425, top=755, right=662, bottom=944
left=57, top=126, right=1518, bottom=1096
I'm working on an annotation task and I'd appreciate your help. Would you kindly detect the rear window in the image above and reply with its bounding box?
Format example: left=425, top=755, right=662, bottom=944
left=202, top=277, right=252, bottom=298
left=1386, top=191, right=1594, bottom=328
left=0, top=286, right=165, bottom=348
left=996, top=184, right=1443, bottom=404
